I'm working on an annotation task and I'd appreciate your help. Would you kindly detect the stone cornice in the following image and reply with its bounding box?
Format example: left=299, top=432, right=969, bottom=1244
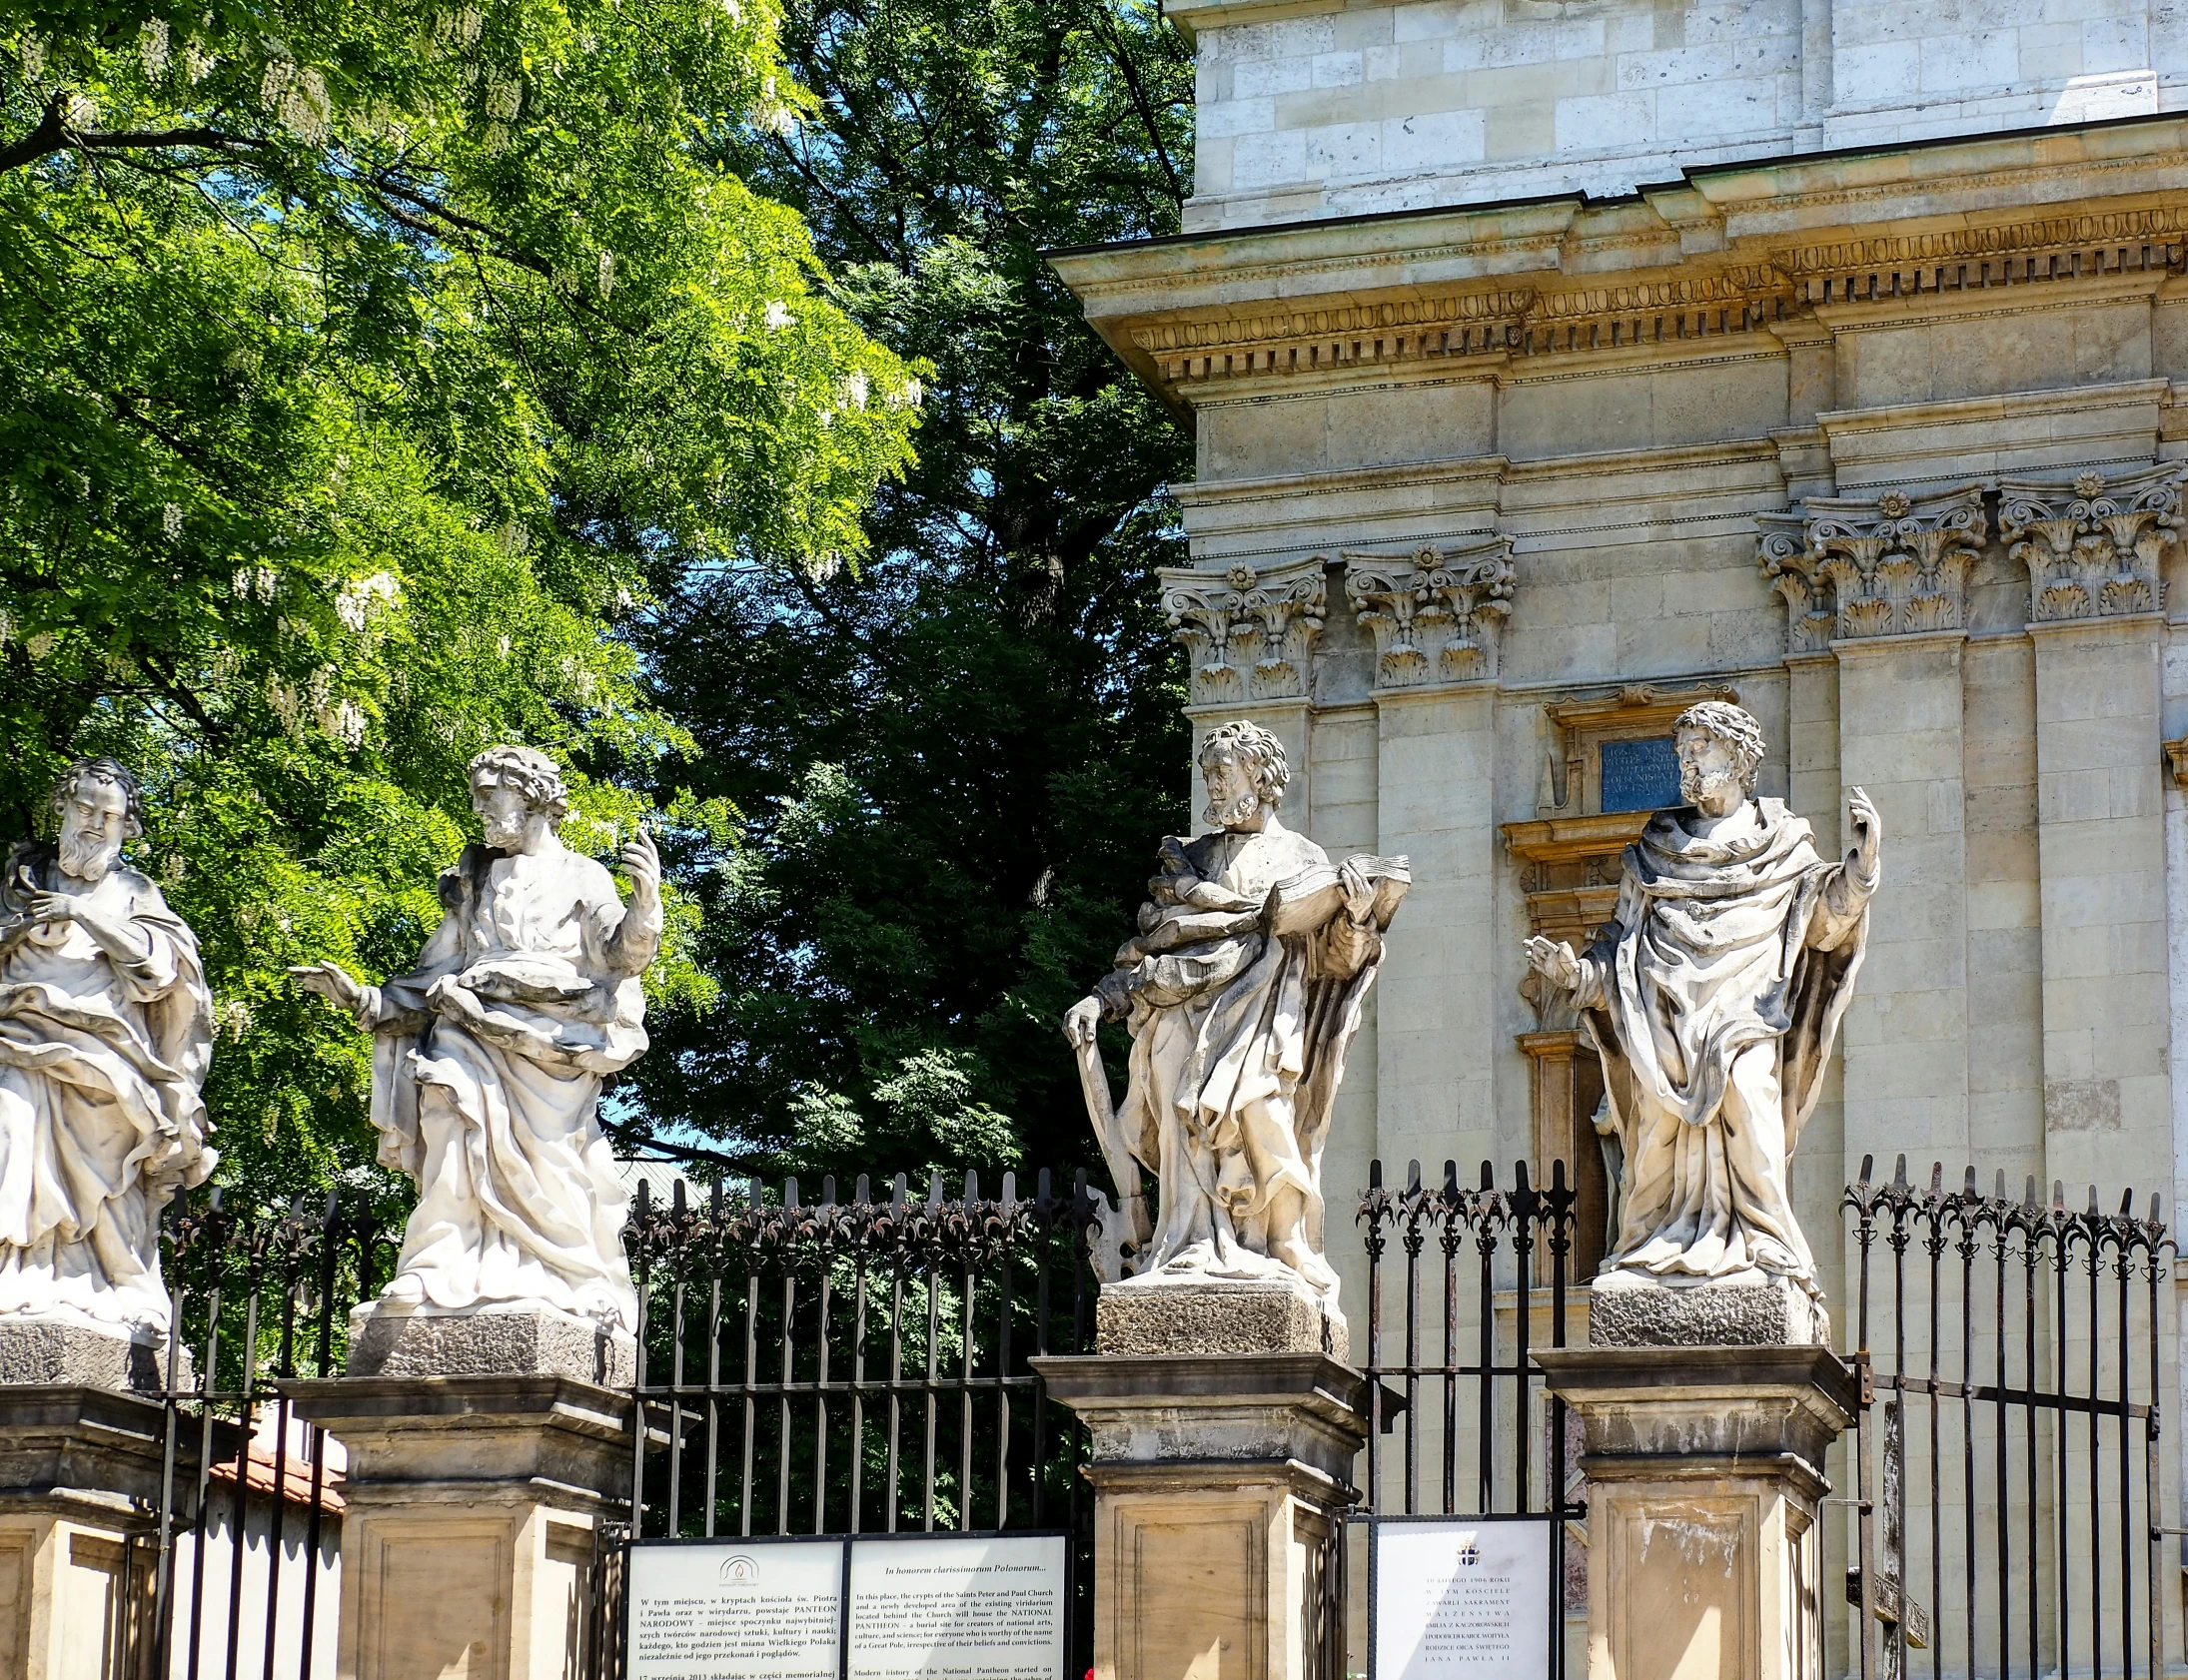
left=1049, top=119, right=2188, bottom=420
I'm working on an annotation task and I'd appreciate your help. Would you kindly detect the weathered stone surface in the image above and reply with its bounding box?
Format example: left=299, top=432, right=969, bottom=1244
left=1095, top=1273, right=1347, bottom=1361
left=346, top=1302, right=635, bottom=1384
left=1588, top=1274, right=1830, bottom=1349
left=0, top=1321, right=172, bottom=1391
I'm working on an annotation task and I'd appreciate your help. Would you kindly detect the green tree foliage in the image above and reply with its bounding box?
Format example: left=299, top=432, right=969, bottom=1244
left=630, top=0, right=1195, bottom=1182
left=0, top=0, right=918, bottom=1193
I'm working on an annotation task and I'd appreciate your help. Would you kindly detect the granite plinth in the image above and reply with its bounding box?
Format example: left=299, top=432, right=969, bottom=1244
left=1588, top=1271, right=1830, bottom=1348
left=0, top=1320, right=178, bottom=1392
left=1094, top=1271, right=1347, bottom=1361
left=347, top=1301, right=635, bottom=1384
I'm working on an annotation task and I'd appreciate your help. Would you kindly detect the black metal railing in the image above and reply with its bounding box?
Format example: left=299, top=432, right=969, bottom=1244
left=617, top=1169, right=1106, bottom=1670
left=1842, top=1156, right=2178, bottom=1680
left=1357, top=1158, right=1580, bottom=1520
left=153, top=1187, right=396, bottom=1680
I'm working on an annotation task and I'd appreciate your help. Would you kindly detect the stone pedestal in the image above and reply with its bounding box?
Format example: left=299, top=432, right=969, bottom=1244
left=1035, top=1351, right=1368, bottom=1680
left=1095, top=1270, right=1347, bottom=1361
left=347, top=1301, right=635, bottom=1385
left=1537, top=1345, right=1855, bottom=1680
left=286, top=1375, right=631, bottom=1680
left=1588, top=1275, right=1829, bottom=1349
left=0, top=1384, right=170, bottom=1680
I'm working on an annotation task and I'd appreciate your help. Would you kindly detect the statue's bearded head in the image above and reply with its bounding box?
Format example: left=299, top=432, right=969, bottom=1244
left=469, top=745, right=569, bottom=852
left=1199, top=721, right=1289, bottom=832
left=1673, top=701, right=1765, bottom=816
left=52, top=758, right=143, bottom=885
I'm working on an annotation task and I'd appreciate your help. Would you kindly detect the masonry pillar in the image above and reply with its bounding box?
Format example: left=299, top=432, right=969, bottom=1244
left=0, top=1379, right=169, bottom=1680
left=1831, top=632, right=1971, bottom=1164
left=1537, top=1345, right=1854, bottom=1680
left=288, top=1322, right=634, bottom=1680
left=1035, top=1350, right=1368, bottom=1680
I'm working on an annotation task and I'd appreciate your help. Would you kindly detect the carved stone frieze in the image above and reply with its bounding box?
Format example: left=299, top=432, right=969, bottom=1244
left=1159, top=556, right=1327, bottom=704
left=1342, top=536, right=1516, bottom=689
left=1999, top=463, right=2180, bottom=623
left=1757, top=485, right=1987, bottom=650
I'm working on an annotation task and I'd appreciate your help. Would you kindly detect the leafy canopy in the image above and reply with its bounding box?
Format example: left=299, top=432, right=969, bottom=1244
left=0, top=0, right=918, bottom=1194
left=629, top=0, right=1195, bottom=1185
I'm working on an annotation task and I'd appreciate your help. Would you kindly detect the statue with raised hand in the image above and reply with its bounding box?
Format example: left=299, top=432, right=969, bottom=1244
left=293, top=746, right=659, bottom=1334
left=1525, top=700, right=1878, bottom=1311
left=0, top=759, right=213, bottom=1351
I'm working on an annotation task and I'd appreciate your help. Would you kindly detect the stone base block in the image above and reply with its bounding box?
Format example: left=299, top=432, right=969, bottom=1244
left=1588, top=1271, right=1830, bottom=1347
left=1096, top=1272, right=1347, bottom=1361
left=347, top=1301, right=634, bottom=1384
left=0, top=1320, right=175, bottom=1392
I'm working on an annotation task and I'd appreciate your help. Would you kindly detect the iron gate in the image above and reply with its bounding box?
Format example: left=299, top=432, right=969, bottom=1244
left=1356, top=1158, right=1585, bottom=1677
left=613, top=1170, right=1107, bottom=1679
left=1842, top=1155, right=2181, bottom=1680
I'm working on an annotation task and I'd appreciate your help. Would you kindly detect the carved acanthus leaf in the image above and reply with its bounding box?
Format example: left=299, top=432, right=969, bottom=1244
left=1998, top=462, right=2180, bottom=624
left=1159, top=556, right=1327, bottom=703
left=1757, top=486, right=1987, bottom=647
left=1342, top=536, right=1516, bottom=689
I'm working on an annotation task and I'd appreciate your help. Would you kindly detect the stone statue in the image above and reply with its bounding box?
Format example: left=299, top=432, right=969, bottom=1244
left=1525, top=701, right=1878, bottom=1329
left=1063, top=721, right=1406, bottom=1344
left=0, top=759, right=214, bottom=1352
left=294, top=746, right=659, bottom=1345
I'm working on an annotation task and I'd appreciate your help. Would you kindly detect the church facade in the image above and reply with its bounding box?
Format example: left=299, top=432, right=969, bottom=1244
left=1053, top=0, right=2188, bottom=1632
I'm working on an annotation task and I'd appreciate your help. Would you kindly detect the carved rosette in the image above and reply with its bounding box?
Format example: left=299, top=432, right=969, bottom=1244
left=1998, top=463, right=2180, bottom=623
left=1342, top=536, right=1516, bottom=689
left=1757, top=485, right=1987, bottom=647
left=1159, top=556, right=1327, bottom=703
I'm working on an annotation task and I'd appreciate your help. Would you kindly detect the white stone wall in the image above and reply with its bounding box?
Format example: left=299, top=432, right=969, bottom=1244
left=1183, top=0, right=2183, bottom=230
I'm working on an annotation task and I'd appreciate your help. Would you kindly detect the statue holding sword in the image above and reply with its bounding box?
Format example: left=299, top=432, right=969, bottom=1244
left=1062, top=721, right=1406, bottom=1308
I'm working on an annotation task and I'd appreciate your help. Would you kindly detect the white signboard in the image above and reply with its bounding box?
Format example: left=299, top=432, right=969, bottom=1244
left=845, top=1534, right=1069, bottom=1680
left=627, top=1539, right=845, bottom=1680
left=1372, top=1519, right=1552, bottom=1680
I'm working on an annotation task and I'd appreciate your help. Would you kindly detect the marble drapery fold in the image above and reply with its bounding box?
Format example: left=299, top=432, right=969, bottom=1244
left=0, top=843, right=213, bottom=1332
left=1094, top=823, right=1385, bottom=1295
left=366, top=841, right=654, bottom=1328
left=1573, top=799, right=1868, bottom=1290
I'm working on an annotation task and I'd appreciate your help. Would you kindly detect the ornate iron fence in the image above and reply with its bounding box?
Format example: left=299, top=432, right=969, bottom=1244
left=1842, top=1156, right=2180, bottom=1680
left=616, top=1169, right=1108, bottom=1674
left=152, top=1187, right=396, bottom=1680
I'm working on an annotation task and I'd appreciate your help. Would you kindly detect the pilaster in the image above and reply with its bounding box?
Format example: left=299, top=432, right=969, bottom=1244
left=2025, top=613, right=2170, bottom=1189
left=1830, top=631, right=1972, bottom=1165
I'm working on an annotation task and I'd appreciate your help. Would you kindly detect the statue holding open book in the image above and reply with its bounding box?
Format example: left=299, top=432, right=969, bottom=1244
left=1062, top=720, right=1407, bottom=1325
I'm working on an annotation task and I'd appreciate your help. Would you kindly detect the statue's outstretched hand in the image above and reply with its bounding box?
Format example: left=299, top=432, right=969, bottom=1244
left=1525, top=936, right=1582, bottom=993
left=290, top=962, right=367, bottom=1014
left=1338, top=858, right=1376, bottom=925
left=1845, top=785, right=1882, bottom=881
left=1062, top=996, right=1102, bottom=1049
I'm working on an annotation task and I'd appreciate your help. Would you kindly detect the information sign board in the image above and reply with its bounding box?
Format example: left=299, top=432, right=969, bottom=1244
left=623, top=1531, right=1068, bottom=1680
left=627, top=1537, right=844, bottom=1680
left=846, top=1533, right=1069, bottom=1680
left=1370, top=1517, right=1554, bottom=1680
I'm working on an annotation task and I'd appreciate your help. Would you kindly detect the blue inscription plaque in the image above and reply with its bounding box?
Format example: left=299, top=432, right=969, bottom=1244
left=1599, top=736, right=1681, bottom=813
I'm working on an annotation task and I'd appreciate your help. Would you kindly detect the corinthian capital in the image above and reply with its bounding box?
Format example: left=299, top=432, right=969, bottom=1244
left=1999, top=463, right=2179, bottom=623
left=1159, top=556, right=1327, bottom=704
left=1342, top=536, right=1516, bottom=689
left=1757, top=485, right=1987, bottom=648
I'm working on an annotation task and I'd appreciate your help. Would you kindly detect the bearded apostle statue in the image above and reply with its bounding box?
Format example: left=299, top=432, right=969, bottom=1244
left=1063, top=721, right=1407, bottom=1341
left=0, top=759, right=214, bottom=1355
left=1526, top=701, right=1878, bottom=1327
left=294, top=746, right=658, bottom=1345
